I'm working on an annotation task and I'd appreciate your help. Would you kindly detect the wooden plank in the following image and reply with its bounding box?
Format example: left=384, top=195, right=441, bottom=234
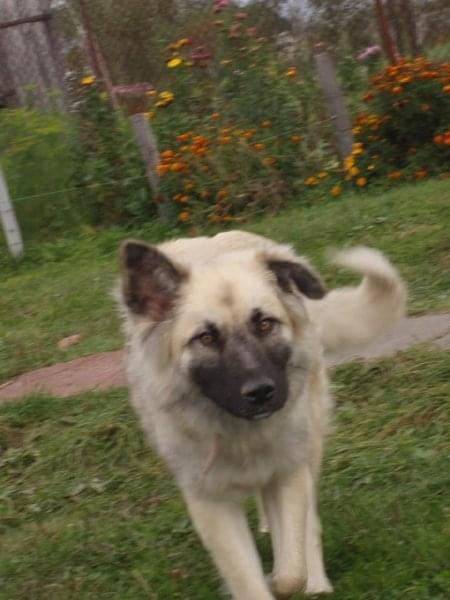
left=0, top=13, right=50, bottom=30
left=314, top=49, right=353, bottom=159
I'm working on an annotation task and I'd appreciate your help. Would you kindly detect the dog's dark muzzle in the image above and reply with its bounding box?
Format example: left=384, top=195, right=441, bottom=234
left=234, top=377, right=286, bottom=420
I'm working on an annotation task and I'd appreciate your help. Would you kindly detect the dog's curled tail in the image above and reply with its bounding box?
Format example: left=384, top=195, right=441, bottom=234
left=306, top=247, right=407, bottom=353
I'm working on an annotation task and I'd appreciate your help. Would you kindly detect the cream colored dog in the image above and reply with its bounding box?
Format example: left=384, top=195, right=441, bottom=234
left=117, top=230, right=406, bottom=599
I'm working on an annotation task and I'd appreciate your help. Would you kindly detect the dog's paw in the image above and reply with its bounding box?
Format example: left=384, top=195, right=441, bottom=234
left=269, top=573, right=307, bottom=598
left=305, top=574, right=333, bottom=595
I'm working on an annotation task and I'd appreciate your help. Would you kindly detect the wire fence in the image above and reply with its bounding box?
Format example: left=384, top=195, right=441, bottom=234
left=0, top=0, right=66, bottom=109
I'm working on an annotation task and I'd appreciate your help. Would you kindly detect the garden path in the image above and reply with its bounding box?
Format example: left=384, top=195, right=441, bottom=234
left=0, top=312, right=449, bottom=403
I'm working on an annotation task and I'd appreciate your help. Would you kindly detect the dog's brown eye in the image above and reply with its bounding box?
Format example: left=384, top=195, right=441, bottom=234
left=198, top=332, right=215, bottom=346
left=258, top=318, right=275, bottom=335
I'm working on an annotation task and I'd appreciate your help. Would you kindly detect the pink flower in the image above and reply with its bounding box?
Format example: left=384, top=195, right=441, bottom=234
left=213, top=0, right=230, bottom=13
left=191, top=47, right=212, bottom=67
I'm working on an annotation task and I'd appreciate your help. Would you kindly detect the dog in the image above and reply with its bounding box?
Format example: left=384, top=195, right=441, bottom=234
left=117, top=230, right=406, bottom=599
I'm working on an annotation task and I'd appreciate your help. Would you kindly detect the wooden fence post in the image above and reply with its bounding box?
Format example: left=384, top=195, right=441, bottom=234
left=128, top=113, right=173, bottom=223
left=0, top=166, right=23, bottom=257
left=314, top=47, right=353, bottom=160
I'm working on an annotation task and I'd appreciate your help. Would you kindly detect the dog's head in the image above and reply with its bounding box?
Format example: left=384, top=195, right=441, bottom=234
left=120, top=239, right=326, bottom=420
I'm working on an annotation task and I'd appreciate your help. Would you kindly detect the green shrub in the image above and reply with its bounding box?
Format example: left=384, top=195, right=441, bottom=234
left=0, top=108, right=78, bottom=238
left=71, top=76, right=153, bottom=225
left=344, top=57, right=450, bottom=186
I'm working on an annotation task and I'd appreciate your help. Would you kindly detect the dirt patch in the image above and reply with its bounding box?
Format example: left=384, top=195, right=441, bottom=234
left=1, top=314, right=449, bottom=403
left=0, top=351, right=124, bottom=402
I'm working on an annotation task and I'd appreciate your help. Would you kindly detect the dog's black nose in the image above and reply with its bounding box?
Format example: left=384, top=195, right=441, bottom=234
left=241, top=379, right=275, bottom=405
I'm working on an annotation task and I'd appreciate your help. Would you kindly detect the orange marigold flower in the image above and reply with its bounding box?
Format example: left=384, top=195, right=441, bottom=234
left=433, top=134, right=444, bottom=144
left=291, top=135, right=301, bottom=144
left=350, top=166, right=360, bottom=177
left=200, top=191, right=210, bottom=199
left=184, top=180, right=194, bottom=191
left=217, top=189, right=228, bottom=199
left=330, top=184, right=342, bottom=197
left=318, top=171, right=328, bottom=179
left=176, top=133, right=191, bottom=143
left=178, top=210, right=190, bottom=223
left=253, top=143, right=265, bottom=151
left=161, top=150, right=175, bottom=159
left=261, top=120, right=271, bottom=128
left=362, top=92, right=374, bottom=102
left=219, top=136, right=232, bottom=144
left=211, top=112, right=220, bottom=120
left=305, top=176, right=318, bottom=186
left=443, top=84, right=450, bottom=94
left=170, top=162, right=187, bottom=173
left=286, top=66, right=297, bottom=77
left=243, top=130, right=255, bottom=139
left=388, top=170, right=402, bottom=180
left=399, top=75, right=412, bottom=84
left=392, top=86, right=402, bottom=94
left=414, top=169, right=427, bottom=179
left=420, top=103, right=430, bottom=112
left=356, top=177, right=367, bottom=187
left=208, top=214, right=221, bottom=223
left=156, top=163, right=170, bottom=176
left=262, top=157, right=276, bottom=166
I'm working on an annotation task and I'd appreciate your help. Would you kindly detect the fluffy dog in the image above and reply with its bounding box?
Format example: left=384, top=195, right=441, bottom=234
left=117, top=230, right=406, bottom=599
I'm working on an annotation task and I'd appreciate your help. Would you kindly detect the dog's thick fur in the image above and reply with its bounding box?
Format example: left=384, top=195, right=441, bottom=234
left=117, top=230, right=406, bottom=599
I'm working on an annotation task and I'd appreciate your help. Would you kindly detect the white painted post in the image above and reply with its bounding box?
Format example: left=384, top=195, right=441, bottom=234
left=0, top=165, right=23, bottom=257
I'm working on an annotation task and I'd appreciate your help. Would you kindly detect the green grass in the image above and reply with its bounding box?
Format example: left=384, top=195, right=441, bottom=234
left=1, top=178, right=449, bottom=382
left=0, top=348, right=448, bottom=599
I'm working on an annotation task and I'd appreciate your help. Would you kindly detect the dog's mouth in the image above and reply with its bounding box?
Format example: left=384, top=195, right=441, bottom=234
left=237, top=402, right=285, bottom=421
left=249, top=410, right=274, bottom=421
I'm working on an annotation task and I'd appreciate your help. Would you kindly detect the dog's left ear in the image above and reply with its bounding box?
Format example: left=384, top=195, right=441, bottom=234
left=266, top=258, right=327, bottom=299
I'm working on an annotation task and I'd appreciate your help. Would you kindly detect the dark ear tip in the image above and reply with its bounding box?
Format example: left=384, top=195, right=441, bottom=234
left=120, top=239, right=152, bottom=268
left=308, top=283, right=327, bottom=299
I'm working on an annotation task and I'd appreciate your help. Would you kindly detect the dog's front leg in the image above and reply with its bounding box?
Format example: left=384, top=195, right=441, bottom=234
left=262, top=466, right=309, bottom=597
left=184, top=493, right=274, bottom=600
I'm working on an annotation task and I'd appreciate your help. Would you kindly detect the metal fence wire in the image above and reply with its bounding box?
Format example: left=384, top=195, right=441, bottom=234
left=0, top=0, right=65, bottom=109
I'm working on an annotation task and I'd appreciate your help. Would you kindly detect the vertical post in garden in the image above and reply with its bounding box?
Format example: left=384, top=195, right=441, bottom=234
left=374, top=0, right=397, bottom=64
left=78, top=0, right=118, bottom=109
left=400, top=0, right=421, bottom=56
left=128, top=113, right=172, bottom=223
left=128, top=113, right=160, bottom=196
left=314, top=46, right=353, bottom=160
left=0, top=166, right=23, bottom=258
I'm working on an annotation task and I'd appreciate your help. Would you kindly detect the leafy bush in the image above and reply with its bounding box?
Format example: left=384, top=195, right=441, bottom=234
left=71, top=76, right=153, bottom=225
left=147, top=4, right=335, bottom=225
left=344, top=57, right=450, bottom=186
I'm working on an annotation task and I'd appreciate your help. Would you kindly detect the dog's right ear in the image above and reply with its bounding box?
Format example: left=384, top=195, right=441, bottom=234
left=120, top=240, right=186, bottom=320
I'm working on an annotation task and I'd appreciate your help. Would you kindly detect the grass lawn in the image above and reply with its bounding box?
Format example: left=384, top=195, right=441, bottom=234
left=0, top=348, right=448, bottom=599
left=1, top=178, right=449, bottom=381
